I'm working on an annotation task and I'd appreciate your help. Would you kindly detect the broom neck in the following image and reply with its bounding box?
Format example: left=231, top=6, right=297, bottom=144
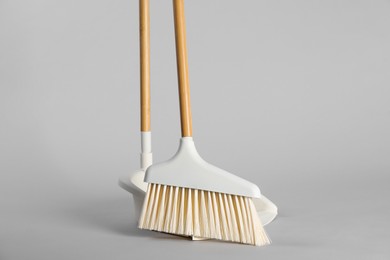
left=173, top=0, right=193, bottom=137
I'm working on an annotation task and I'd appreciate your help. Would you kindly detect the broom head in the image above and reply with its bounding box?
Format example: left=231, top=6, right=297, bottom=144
left=138, top=138, right=270, bottom=246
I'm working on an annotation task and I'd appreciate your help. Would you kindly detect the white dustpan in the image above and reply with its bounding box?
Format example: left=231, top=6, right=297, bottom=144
left=119, top=155, right=278, bottom=226
left=118, top=136, right=277, bottom=232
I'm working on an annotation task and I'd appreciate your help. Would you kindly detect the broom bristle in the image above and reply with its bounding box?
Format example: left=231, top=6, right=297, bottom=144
left=138, top=183, right=271, bottom=246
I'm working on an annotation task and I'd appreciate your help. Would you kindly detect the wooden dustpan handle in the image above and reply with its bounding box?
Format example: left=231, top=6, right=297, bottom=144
left=173, top=0, right=193, bottom=137
left=140, top=0, right=151, bottom=132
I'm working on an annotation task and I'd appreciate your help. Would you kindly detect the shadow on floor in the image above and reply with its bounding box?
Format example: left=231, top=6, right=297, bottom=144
left=52, top=196, right=187, bottom=239
left=53, top=195, right=154, bottom=238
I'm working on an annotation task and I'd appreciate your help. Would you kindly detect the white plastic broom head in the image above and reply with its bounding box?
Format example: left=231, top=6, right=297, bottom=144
left=144, top=137, right=261, bottom=198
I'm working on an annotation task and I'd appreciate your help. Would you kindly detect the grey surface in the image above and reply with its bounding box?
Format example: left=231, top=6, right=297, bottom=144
left=1, top=0, right=390, bottom=259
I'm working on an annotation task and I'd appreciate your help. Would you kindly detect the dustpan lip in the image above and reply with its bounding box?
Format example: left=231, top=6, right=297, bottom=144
left=118, top=170, right=147, bottom=196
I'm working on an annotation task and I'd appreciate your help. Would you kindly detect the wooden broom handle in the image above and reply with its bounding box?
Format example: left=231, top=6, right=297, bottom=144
left=173, top=0, right=193, bottom=137
left=140, top=0, right=151, bottom=131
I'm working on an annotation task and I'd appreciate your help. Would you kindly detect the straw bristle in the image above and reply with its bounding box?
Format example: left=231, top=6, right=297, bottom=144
left=138, top=183, right=271, bottom=246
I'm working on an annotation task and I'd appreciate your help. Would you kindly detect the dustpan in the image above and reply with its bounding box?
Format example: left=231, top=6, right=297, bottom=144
left=119, top=172, right=277, bottom=226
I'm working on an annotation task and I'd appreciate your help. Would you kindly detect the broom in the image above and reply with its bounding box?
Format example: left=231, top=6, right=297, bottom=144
left=138, top=0, right=270, bottom=246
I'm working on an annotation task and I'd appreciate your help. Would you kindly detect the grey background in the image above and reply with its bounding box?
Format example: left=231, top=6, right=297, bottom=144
left=1, top=0, right=389, bottom=259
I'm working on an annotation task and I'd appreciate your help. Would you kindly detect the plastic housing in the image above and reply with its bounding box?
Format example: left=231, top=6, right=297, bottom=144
left=144, top=137, right=261, bottom=198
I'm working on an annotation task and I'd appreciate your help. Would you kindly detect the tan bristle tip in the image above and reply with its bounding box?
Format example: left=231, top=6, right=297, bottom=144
left=139, top=183, right=271, bottom=246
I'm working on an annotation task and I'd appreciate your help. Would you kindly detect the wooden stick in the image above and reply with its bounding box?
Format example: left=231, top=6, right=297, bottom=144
left=140, top=0, right=151, bottom=131
left=173, top=0, right=193, bottom=137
